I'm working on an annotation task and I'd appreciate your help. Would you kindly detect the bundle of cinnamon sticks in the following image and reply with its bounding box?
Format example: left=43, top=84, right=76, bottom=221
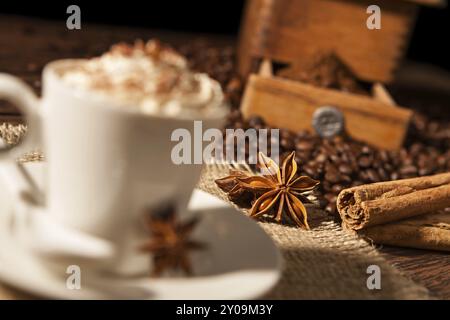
left=337, top=173, right=450, bottom=252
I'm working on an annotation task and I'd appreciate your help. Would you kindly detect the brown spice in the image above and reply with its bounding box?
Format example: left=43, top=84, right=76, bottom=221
left=139, top=206, right=205, bottom=276
left=337, top=173, right=450, bottom=252
left=216, top=152, right=320, bottom=229
left=277, top=52, right=369, bottom=95
left=337, top=173, right=450, bottom=230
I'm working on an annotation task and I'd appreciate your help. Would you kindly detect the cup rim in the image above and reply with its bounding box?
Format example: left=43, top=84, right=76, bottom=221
left=43, top=59, right=229, bottom=121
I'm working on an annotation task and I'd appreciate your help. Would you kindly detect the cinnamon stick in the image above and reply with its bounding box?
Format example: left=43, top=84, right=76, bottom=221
left=337, top=172, right=450, bottom=230
left=360, top=211, right=450, bottom=252
left=337, top=173, right=450, bottom=251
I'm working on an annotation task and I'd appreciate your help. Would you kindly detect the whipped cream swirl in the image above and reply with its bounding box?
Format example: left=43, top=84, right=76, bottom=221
left=57, top=40, right=225, bottom=118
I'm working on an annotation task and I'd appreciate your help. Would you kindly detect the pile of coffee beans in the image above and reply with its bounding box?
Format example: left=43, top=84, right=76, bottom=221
left=177, top=40, right=238, bottom=91
left=277, top=53, right=369, bottom=95
left=225, top=111, right=450, bottom=216
left=176, top=40, right=244, bottom=109
left=178, top=41, right=450, bottom=217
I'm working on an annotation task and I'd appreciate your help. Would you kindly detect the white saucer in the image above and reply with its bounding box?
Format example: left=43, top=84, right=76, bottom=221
left=0, top=162, right=282, bottom=299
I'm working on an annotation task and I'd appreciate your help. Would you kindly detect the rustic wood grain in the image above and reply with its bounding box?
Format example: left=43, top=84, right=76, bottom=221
left=0, top=14, right=448, bottom=300
left=238, top=0, right=421, bottom=82
left=380, top=246, right=450, bottom=299
left=241, top=73, right=412, bottom=150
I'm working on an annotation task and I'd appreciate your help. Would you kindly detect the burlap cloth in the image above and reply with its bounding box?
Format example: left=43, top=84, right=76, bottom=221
left=0, top=123, right=431, bottom=299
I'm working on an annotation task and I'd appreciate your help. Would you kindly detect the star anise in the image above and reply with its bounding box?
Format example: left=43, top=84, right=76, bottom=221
left=215, top=169, right=255, bottom=208
left=216, top=152, right=319, bottom=229
left=139, top=206, right=205, bottom=276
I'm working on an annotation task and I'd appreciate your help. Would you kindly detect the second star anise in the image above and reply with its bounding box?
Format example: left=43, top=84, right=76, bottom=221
left=139, top=206, right=205, bottom=276
left=214, top=169, right=254, bottom=208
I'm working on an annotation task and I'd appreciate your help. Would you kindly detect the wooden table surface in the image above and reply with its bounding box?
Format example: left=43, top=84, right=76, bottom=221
left=0, top=14, right=449, bottom=299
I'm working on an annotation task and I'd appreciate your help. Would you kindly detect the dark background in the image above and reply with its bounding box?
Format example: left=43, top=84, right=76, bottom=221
left=1, top=1, right=449, bottom=71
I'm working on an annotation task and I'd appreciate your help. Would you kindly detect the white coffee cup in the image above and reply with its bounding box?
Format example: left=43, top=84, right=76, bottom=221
left=0, top=59, right=226, bottom=276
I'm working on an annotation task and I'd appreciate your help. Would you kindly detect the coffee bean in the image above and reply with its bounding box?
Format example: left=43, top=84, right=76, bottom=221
left=366, top=169, right=380, bottom=182
left=233, top=121, right=244, bottom=129
left=331, top=184, right=344, bottom=194
left=329, top=154, right=341, bottom=164
left=338, top=164, right=352, bottom=175
left=325, top=165, right=341, bottom=183
left=247, top=115, right=265, bottom=127
left=325, top=202, right=337, bottom=216
left=437, top=155, right=447, bottom=167
left=372, top=158, right=382, bottom=169
left=281, top=137, right=295, bottom=150
left=400, top=165, right=418, bottom=177
left=359, top=171, right=369, bottom=182
left=296, top=150, right=311, bottom=160
left=402, top=156, right=414, bottom=166
left=228, top=109, right=242, bottom=122
left=358, top=156, right=372, bottom=168
left=317, top=196, right=328, bottom=209
left=379, top=150, right=390, bottom=162
left=325, top=193, right=337, bottom=203
left=280, top=129, right=293, bottom=140
left=418, top=167, right=432, bottom=176
left=390, top=172, right=399, bottom=180
left=383, top=163, right=394, bottom=172
left=315, top=153, right=327, bottom=163
left=296, top=140, right=314, bottom=151
left=322, top=181, right=332, bottom=192
left=409, top=143, right=423, bottom=156
left=296, top=130, right=310, bottom=139
left=225, top=77, right=241, bottom=92
left=377, top=167, right=388, bottom=181
left=303, top=165, right=317, bottom=178
left=361, top=146, right=372, bottom=155
left=341, top=175, right=352, bottom=184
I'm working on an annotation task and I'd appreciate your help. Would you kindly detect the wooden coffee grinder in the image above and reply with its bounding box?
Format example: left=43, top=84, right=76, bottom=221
left=237, top=0, right=446, bottom=150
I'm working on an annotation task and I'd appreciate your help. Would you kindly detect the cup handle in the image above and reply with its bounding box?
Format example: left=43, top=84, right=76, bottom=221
left=0, top=74, right=116, bottom=261
left=0, top=74, right=42, bottom=203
